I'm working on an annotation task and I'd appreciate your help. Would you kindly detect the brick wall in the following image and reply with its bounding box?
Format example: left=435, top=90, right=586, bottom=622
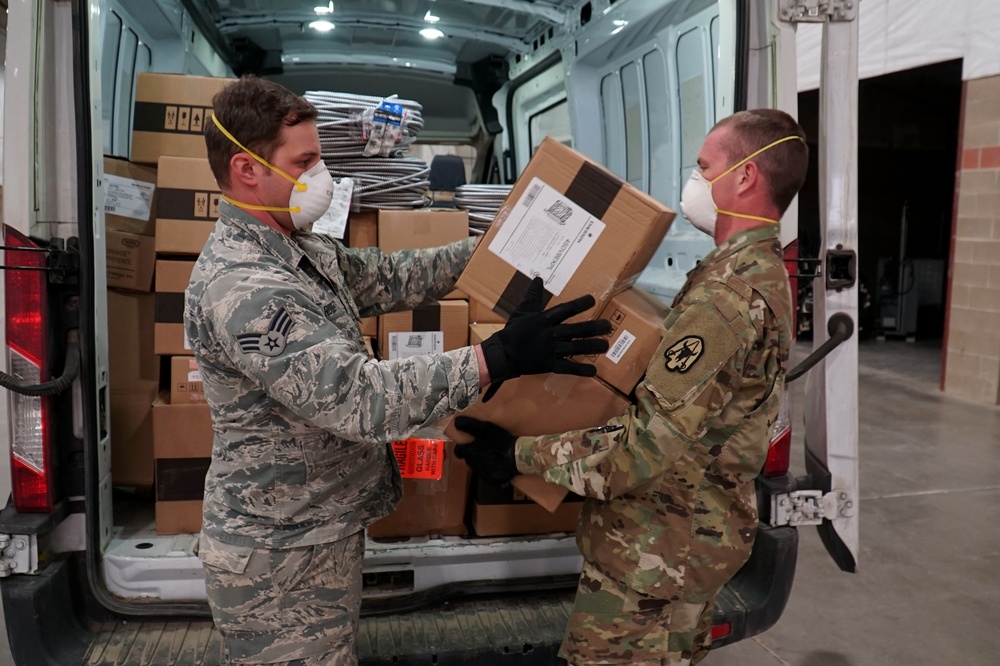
left=944, top=75, right=1000, bottom=405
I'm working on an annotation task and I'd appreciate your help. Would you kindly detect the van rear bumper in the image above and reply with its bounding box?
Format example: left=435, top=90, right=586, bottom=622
left=711, top=524, right=799, bottom=648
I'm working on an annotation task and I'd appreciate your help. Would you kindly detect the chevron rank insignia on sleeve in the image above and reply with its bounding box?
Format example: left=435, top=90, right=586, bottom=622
left=235, top=307, right=293, bottom=357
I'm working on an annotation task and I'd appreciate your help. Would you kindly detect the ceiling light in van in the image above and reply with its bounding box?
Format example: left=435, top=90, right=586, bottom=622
left=611, top=19, right=628, bottom=35
left=420, top=27, right=444, bottom=40
left=424, top=11, right=440, bottom=23
left=314, top=2, right=334, bottom=14
left=309, top=19, right=335, bottom=32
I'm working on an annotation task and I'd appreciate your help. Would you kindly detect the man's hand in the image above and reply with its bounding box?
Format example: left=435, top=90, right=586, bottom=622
left=480, top=277, right=611, bottom=401
left=452, top=416, right=518, bottom=485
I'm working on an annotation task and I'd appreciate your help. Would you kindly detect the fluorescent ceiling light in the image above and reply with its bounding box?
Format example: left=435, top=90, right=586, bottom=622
left=424, top=11, right=440, bottom=23
left=315, top=2, right=334, bottom=14
left=309, top=20, right=335, bottom=32
left=420, top=27, right=444, bottom=39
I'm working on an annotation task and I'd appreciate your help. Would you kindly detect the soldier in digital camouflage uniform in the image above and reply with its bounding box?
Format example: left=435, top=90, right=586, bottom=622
left=454, top=109, right=808, bottom=665
left=186, top=77, right=610, bottom=665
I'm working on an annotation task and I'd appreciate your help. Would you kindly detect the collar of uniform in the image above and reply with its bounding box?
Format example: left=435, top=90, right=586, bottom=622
left=217, top=200, right=306, bottom=268
left=693, top=224, right=779, bottom=275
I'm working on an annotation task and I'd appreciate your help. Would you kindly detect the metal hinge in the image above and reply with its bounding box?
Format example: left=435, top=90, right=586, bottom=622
left=779, top=0, right=858, bottom=23
left=0, top=533, right=39, bottom=577
left=771, top=490, right=855, bottom=527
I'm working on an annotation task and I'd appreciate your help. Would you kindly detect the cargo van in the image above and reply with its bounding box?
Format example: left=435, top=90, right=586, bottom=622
left=0, top=0, right=861, bottom=663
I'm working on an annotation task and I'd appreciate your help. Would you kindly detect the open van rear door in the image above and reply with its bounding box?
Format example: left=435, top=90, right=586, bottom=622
left=779, top=2, right=860, bottom=573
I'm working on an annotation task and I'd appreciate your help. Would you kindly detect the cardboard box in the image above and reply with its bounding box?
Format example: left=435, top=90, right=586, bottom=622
left=170, top=356, right=205, bottom=404
left=367, top=440, right=471, bottom=539
left=152, top=394, right=214, bottom=534
left=378, top=301, right=469, bottom=360
left=361, top=316, right=377, bottom=338
left=346, top=212, right=378, bottom=248
left=377, top=209, right=468, bottom=254
left=445, top=373, right=629, bottom=531
left=108, top=290, right=159, bottom=393
left=455, top=137, right=674, bottom=322
left=131, top=72, right=233, bottom=165
left=469, top=323, right=503, bottom=346
left=155, top=156, right=222, bottom=255
left=155, top=260, right=196, bottom=356
left=363, top=337, right=375, bottom=359
left=110, top=387, right=158, bottom=490
left=106, top=229, right=156, bottom=292
left=468, top=298, right=506, bottom=325
left=445, top=374, right=629, bottom=444
left=472, top=481, right=583, bottom=537
left=104, top=157, right=158, bottom=236
left=587, top=288, right=668, bottom=395
left=378, top=209, right=469, bottom=299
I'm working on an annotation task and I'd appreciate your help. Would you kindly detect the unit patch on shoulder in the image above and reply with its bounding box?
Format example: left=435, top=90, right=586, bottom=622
left=235, top=307, right=293, bottom=357
left=664, top=336, right=704, bottom=373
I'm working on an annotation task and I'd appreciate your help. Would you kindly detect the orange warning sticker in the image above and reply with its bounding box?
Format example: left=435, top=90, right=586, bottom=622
left=389, top=438, right=444, bottom=480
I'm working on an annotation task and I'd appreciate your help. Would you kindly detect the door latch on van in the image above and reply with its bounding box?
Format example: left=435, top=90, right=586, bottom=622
left=0, top=533, right=39, bottom=577
left=770, top=489, right=855, bottom=527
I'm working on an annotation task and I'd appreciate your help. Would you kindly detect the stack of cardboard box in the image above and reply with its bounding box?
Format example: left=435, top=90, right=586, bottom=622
left=349, top=208, right=476, bottom=538
left=104, top=72, right=231, bottom=534
left=443, top=137, right=675, bottom=537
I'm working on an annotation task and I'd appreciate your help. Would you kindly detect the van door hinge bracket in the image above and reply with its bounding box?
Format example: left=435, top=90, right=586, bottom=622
left=0, top=533, right=39, bottom=576
left=779, top=0, right=857, bottom=23
left=770, top=490, right=855, bottom=527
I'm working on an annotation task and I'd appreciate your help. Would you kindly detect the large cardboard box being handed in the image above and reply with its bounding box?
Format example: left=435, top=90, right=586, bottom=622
left=455, top=137, right=675, bottom=324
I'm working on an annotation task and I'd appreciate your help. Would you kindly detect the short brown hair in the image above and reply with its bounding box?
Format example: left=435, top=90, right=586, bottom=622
left=712, top=109, right=808, bottom=215
left=205, top=76, right=318, bottom=189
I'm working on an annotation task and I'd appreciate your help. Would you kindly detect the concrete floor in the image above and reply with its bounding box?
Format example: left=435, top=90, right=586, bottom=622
left=704, top=339, right=1000, bottom=666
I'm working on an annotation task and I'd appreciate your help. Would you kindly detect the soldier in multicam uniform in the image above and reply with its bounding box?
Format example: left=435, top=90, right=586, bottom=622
left=185, top=77, right=611, bottom=665
left=455, top=109, right=808, bottom=665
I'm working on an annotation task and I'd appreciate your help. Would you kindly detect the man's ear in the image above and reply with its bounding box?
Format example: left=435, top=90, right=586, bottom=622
left=230, top=153, right=260, bottom=188
left=736, top=161, right=760, bottom=195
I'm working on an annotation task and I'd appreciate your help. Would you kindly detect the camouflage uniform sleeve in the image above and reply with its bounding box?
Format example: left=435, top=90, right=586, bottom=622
left=205, top=266, right=481, bottom=445
left=341, top=237, right=477, bottom=317
left=515, top=289, right=754, bottom=499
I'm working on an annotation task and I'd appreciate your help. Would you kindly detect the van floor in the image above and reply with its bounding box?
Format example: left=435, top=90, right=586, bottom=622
left=83, top=592, right=574, bottom=665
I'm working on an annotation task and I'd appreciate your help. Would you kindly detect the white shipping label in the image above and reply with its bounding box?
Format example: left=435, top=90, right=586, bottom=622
left=313, top=177, right=353, bottom=239
left=487, top=178, right=606, bottom=296
left=105, top=173, right=155, bottom=222
left=388, top=331, right=444, bottom=360
left=187, top=370, right=202, bottom=383
left=605, top=329, right=636, bottom=364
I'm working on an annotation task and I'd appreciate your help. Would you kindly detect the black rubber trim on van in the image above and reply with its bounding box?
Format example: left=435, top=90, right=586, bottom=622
left=734, top=0, right=750, bottom=111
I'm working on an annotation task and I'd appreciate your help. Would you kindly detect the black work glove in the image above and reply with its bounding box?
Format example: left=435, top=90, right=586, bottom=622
left=452, top=416, right=518, bottom=485
left=480, top=277, right=611, bottom=401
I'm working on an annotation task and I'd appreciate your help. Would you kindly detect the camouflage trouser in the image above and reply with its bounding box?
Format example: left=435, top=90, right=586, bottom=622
left=560, top=561, right=714, bottom=665
left=200, top=531, right=364, bottom=665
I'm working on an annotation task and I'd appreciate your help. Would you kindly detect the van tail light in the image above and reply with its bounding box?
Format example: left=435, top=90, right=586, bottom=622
left=4, top=226, right=55, bottom=512
left=711, top=622, right=731, bottom=640
left=764, top=395, right=792, bottom=479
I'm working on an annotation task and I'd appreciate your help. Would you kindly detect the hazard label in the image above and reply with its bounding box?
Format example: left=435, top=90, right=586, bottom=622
left=389, top=438, right=445, bottom=480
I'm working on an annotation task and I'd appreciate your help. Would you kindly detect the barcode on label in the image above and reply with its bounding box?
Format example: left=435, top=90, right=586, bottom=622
left=389, top=438, right=445, bottom=480
left=606, top=330, right=636, bottom=364
left=522, top=183, right=542, bottom=208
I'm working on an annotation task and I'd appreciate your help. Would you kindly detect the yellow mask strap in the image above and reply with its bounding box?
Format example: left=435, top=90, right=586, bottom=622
left=709, top=135, right=805, bottom=185
left=714, top=210, right=779, bottom=224
left=211, top=114, right=307, bottom=192
left=220, top=194, right=300, bottom=214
